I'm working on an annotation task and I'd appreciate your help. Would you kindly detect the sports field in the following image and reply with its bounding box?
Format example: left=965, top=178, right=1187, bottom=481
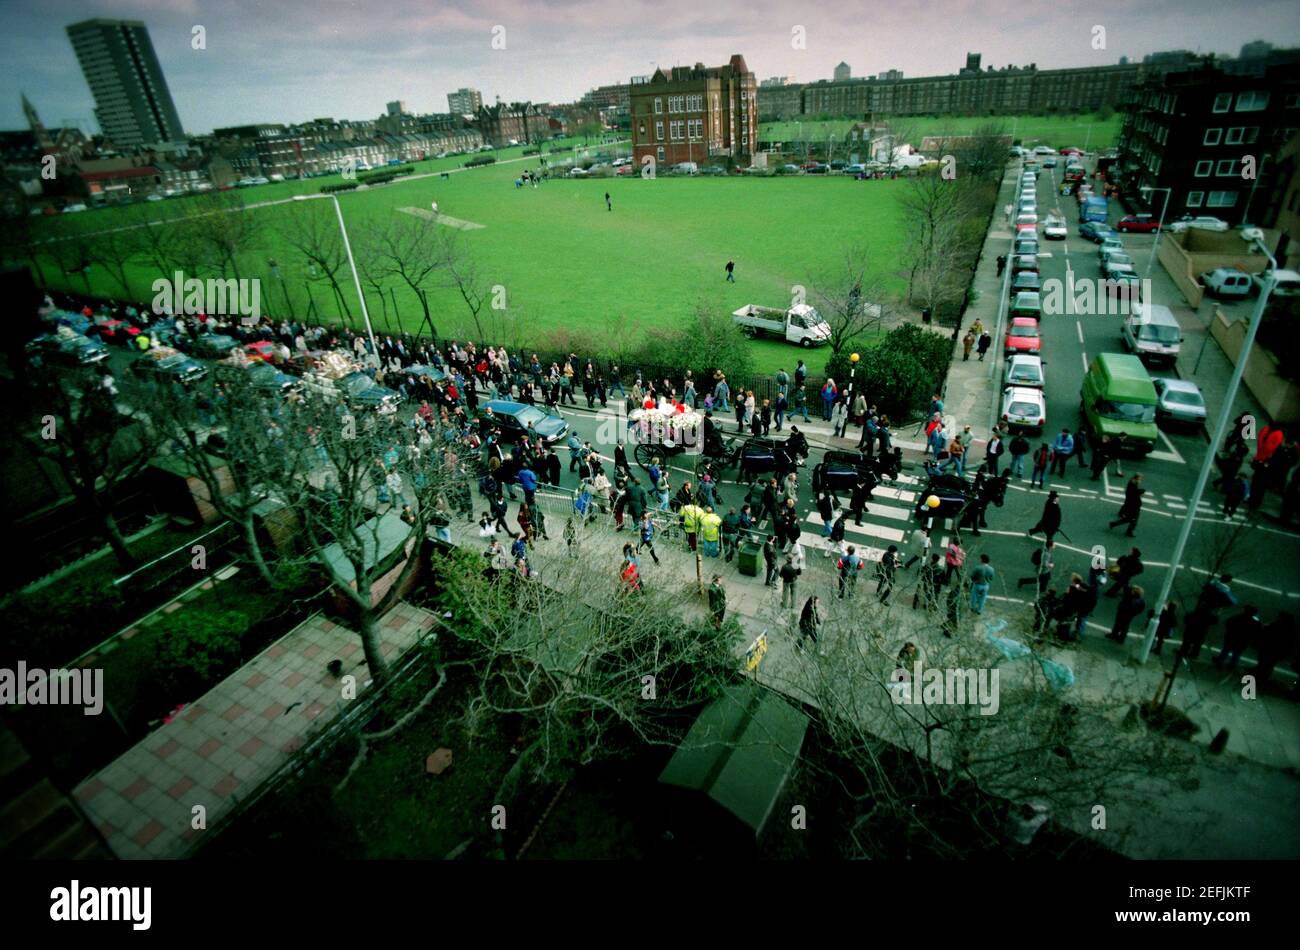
left=33, top=141, right=915, bottom=376
left=760, top=113, right=1122, bottom=150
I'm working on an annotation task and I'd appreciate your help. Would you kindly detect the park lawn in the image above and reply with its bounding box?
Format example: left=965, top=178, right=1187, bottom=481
left=761, top=112, right=1121, bottom=150
left=35, top=157, right=911, bottom=377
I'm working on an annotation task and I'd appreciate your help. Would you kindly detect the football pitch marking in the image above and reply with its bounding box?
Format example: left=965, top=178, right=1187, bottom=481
left=396, top=207, right=485, bottom=229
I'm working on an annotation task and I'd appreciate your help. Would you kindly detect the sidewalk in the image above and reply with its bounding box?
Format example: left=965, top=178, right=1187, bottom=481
left=458, top=487, right=1300, bottom=859
left=72, top=602, right=437, bottom=858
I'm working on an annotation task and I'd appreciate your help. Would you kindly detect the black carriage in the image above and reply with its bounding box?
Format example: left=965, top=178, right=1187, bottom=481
left=810, top=448, right=902, bottom=494
left=734, top=437, right=794, bottom=485
left=913, top=472, right=1008, bottom=523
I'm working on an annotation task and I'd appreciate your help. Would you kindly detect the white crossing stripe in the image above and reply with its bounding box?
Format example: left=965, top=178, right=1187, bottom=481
left=805, top=514, right=906, bottom=543
left=805, top=530, right=886, bottom=562
left=872, top=486, right=917, bottom=503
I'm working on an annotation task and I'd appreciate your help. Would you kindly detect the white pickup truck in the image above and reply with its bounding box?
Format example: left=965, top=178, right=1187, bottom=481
left=732, top=303, right=832, bottom=347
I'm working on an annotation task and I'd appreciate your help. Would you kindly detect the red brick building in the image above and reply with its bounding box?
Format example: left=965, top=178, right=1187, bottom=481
left=630, top=55, right=758, bottom=169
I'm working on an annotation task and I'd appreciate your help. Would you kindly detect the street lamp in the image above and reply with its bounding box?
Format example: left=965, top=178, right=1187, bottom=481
left=1136, top=233, right=1279, bottom=664
left=292, top=192, right=380, bottom=365
left=1140, top=185, right=1172, bottom=279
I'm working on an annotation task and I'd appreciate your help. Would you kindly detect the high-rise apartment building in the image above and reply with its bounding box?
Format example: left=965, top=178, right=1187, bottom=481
left=66, top=18, right=184, bottom=146
left=447, top=87, right=484, bottom=115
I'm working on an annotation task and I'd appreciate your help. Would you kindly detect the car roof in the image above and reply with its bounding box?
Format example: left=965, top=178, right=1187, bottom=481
left=1004, top=386, right=1044, bottom=400
left=1008, top=354, right=1042, bottom=365
left=483, top=399, right=528, bottom=413
left=1154, top=377, right=1201, bottom=394
left=1010, top=317, right=1039, bottom=327
left=1013, top=292, right=1041, bottom=305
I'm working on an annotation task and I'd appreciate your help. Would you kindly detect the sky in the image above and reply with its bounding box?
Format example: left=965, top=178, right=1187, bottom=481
left=2, top=0, right=1298, bottom=135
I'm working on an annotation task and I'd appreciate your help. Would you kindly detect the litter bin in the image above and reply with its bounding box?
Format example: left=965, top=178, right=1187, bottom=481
left=737, top=533, right=763, bottom=576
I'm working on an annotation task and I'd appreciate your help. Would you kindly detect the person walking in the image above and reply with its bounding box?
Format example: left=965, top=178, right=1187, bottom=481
left=1222, top=472, right=1249, bottom=518
left=876, top=545, right=901, bottom=605
left=796, top=596, right=822, bottom=653
left=1027, top=491, right=1063, bottom=544
left=708, top=575, right=727, bottom=629
left=903, top=526, right=932, bottom=570
left=1213, top=605, right=1263, bottom=670
left=637, top=512, right=661, bottom=565
left=985, top=431, right=1004, bottom=477
left=1009, top=434, right=1030, bottom=479
left=944, top=537, right=966, bottom=584
left=1106, top=585, right=1147, bottom=645
left=816, top=490, right=839, bottom=541
left=831, top=398, right=849, bottom=438
left=820, top=379, right=838, bottom=421
left=976, top=330, right=992, bottom=361
left=1152, top=601, right=1178, bottom=656
left=962, top=329, right=975, bottom=361
left=721, top=507, right=741, bottom=562
left=725, top=259, right=736, bottom=282
left=763, top=535, right=779, bottom=587
left=1017, top=540, right=1055, bottom=593
left=1106, top=547, right=1144, bottom=600
left=793, top=385, right=811, bottom=422
left=1050, top=429, right=1074, bottom=479
left=913, top=554, right=944, bottom=611
left=780, top=557, right=800, bottom=608
left=969, top=554, right=995, bottom=614
left=1073, top=428, right=1088, bottom=469
left=680, top=499, right=704, bottom=553
left=849, top=475, right=871, bottom=527
left=1109, top=474, right=1145, bottom=536
left=837, top=545, right=865, bottom=599
left=605, top=191, right=612, bottom=211
left=1089, top=435, right=1111, bottom=481
left=774, top=390, right=787, bottom=432
left=825, top=511, right=848, bottom=559
left=996, top=254, right=1007, bottom=277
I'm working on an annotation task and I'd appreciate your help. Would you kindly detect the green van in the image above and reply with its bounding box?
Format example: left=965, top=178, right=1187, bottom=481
left=1080, top=352, right=1158, bottom=454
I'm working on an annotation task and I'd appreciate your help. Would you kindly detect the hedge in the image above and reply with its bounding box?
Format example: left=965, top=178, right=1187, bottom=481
left=824, top=324, right=953, bottom=422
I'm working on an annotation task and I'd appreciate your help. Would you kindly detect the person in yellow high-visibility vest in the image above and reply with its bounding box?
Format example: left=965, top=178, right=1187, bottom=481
left=699, top=506, right=723, bottom=558
left=680, top=502, right=705, bottom=553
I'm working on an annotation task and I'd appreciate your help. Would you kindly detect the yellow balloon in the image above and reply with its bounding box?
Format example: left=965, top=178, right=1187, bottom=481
left=926, top=495, right=941, bottom=509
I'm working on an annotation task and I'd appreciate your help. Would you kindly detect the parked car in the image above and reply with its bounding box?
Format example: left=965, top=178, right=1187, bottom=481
left=845, top=163, right=867, bottom=174
left=1014, top=238, right=1040, bottom=258
left=1043, top=215, right=1067, bottom=240
left=779, top=164, right=800, bottom=174
left=1078, top=221, right=1117, bottom=243
left=829, top=160, right=848, bottom=170
left=1152, top=377, right=1208, bottom=428
left=1101, top=255, right=1137, bottom=281
left=1166, top=215, right=1228, bottom=233
left=700, top=165, right=727, bottom=176
left=806, top=163, right=830, bottom=174
left=479, top=399, right=569, bottom=444
left=131, top=347, right=208, bottom=386
left=1098, top=237, right=1125, bottom=259
left=1015, top=213, right=1038, bottom=233
left=189, top=334, right=241, bottom=359
left=1041, top=157, right=1057, bottom=168
left=1010, top=292, right=1042, bottom=322
left=1252, top=268, right=1300, bottom=297
left=1033, top=145, right=1054, bottom=155
left=1012, top=254, right=1040, bottom=275
left=1117, top=214, right=1159, bottom=233
left=244, top=340, right=282, bottom=363
left=27, top=331, right=109, bottom=367
left=1059, top=147, right=1084, bottom=156
left=1201, top=267, right=1254, bottom=299
left=1001, top=386, right=1047, bottom=433
left=1004, top=317, right=1042, bottom=355
left=670, top=162, right=699, bottom=175
left=1009, top=271, right=1042, bottom=296
left=1003, top=354, right=1046, bottom=389
left=243, top=361, right=302, bottom=397
left=62, top=203, right=88, bottom=213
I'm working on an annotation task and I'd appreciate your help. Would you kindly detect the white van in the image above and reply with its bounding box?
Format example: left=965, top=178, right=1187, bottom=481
left=1201, top=268, right=1252, bottom=299
left=671, top=162, right=698, bottom=176
left=1123, top=303, right=1183, bottom=365
left=1253, top=268, right=1300, bottom=298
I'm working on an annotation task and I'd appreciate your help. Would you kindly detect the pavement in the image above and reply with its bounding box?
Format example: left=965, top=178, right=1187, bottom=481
left=70, top=579, right=436, bottom=859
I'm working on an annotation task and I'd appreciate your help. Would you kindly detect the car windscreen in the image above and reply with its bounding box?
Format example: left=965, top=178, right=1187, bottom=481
left=1010, top=326, right=1038, bottom=337
left=1008, top=401, right=1039, bottom=417
left=1163, top=389, right=1204, bottom=407
left=343, top=375, right=374, bottom=394
left=1009, top=367, right=1041, bottom=383
left=515, top=406, right=547, bottom=427
left=1140, top=324, right=1181, bottom=344
left=1099, top=399, right=1156, bottom=424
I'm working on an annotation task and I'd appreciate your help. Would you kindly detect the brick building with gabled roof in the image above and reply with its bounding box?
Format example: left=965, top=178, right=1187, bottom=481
left=630, top=54, right=757, bottom=170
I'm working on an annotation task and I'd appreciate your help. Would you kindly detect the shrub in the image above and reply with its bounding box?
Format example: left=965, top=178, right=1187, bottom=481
left=0, top=581, right=128, bottom=668
left=824, top=324, right=952, bottom=421
left=321, top=182, right=360, bottom=193
left=465, top=156, right=496, bottom=168
left=153, top=608, right=250, bottom=702
left=632, top=304, right=755, bottom=384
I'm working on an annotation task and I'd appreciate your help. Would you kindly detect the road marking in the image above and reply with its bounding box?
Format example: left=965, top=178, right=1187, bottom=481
left=872, top=486, right=917, bottom=503
left=1153, top=428, right=1186, bottom=464
left=1081, top=351, right=1089, bottom=373
left=1076, top=321, right=1084, bottom=344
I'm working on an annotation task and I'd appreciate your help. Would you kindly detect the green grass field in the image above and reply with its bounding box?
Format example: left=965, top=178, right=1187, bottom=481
left=33, top=143, right=916, bottom=376
left=760, top=113, right=1121, bottom=151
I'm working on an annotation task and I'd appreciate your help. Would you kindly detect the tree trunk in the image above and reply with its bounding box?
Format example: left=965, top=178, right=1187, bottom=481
left=357, top=607, right=390, bottom=686
left=100, top=508, right=138, bottom=572
left=241, top=517, right=279, bottom=587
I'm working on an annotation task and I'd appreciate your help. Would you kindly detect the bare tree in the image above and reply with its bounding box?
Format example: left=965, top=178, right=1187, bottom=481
left=21, top=369, right=164, bottom=570
left=431, top=225, right=491, bottom=340
left=191, top=193, right=262, bottom=283
left=811, top=245, right=891, bottom=358
left=276, top=200, right=355, bottom=323
left=93, top=224, right=142, bottom=299
left=45, top=223, right=99, bottom=293
left=358, top=216, right=441, bottom=341
left=900, top=171, right=979, bottom=321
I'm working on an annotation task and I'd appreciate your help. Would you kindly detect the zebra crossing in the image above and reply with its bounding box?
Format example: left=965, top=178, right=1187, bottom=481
left=789, top=473, right=942, bottom=563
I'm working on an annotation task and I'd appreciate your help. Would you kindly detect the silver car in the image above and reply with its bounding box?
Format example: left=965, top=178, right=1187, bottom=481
left=1152, top=378, right=1208, bottom=427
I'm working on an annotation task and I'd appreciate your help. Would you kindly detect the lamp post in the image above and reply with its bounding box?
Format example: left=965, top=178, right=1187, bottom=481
left=1243, top=153, right=1270, bottom=225
left=1136, top=235, right=1278, bottom=664
left=1141, top=185, right=1172, bottom=279
left=292, top=192, right=380, bottom=365
left=846, top=352, right=860, bottom=434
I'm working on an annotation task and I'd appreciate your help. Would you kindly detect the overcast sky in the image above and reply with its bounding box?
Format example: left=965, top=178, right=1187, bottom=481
left=2, top=0, right=1298, bottom=135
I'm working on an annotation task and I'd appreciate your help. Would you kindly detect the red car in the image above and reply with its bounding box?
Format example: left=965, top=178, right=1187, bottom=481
left=92, top=319, right=140, bottom=344
left=244, top=340, right=280, bottom=363
left=1004, top=317, right=1041, bottom=356
left=1059, top=147, right=1084, bottom=156
left=1117, top=214, right=1160, bottom=233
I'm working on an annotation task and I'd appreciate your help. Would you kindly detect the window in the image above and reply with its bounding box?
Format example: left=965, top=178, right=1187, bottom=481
left=1213, top=92, right=1232, bottom=113
left=655, top=121, right=663, bottom=141
left=654, top=97, right=663, bottom=113
left=1186, top=191, right=1204, bottom=208
left=1287, top=93, right=1300, bottom=109
left=1194, top=160, right=1213, bottom=177
left=1225, top=126, right=1259, bottom=145
left=1207, top=190, right=1238, bottom=208
left=1203, top=128, right=1222, bottom=145
left=1215, top=159, right=1236, bottom=176
left=656, top=146, right=664, bottom=163
left=1236, top=91, right=1269, bottom=112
